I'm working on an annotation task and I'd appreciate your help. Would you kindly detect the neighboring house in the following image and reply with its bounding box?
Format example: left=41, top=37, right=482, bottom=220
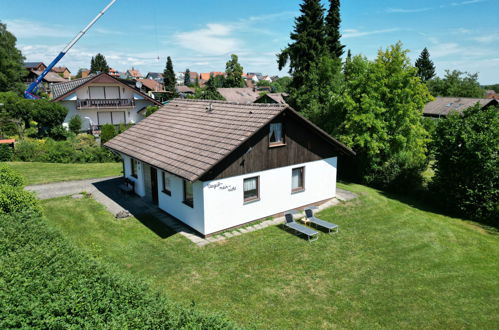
left=80, top=69, right=91, bottom=78
left=137, top=78, right=164, bottom=93
left=254, top=93, right=288, bottom=105
left=108, top=68, right=120, bottom=77
left=25, top=69, right=67, bottom=95
left=104, top=99, right=354, bottom=237
left=217, top=87, right=260, bottom=103
left=24, top=62, right=47, bottom=72
left=52, top=66, right=72, bottom=79
left=176, top=72, right=185, bottom=85
left=423, top=97, right=498, bottom=118
left=485, top=90, right=498, bottom=99
left=125, top=68, right=143, bottom=79
left=247, top=74, right=259, bottom=83
left=146, top=72, right=164, bottom=83
left=199, top=73, right=211, bottom=81
left=51, top=73, right=161, bottom=132
left=260, top=75, right=272, bottom=82
left=176, top=85, right=195, bottom=97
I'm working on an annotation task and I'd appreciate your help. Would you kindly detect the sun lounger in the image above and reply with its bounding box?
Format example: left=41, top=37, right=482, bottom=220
left=305, top=208, right=338, bottom=233
left=284, top=212, right=318, bottom=241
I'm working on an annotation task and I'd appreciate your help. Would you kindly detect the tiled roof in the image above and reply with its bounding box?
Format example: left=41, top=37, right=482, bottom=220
left=423, top=97, right=498, bottom=116
left=24, top=62, right=44, bottom=68
left=52, top=66, right=70, bottom=73
left=105, top=99, right=288, bottom=181
left=199, top=73, right=211, bottom=80
left=176, top=85, right=195, bottom=93
left=217, top=88, right=260, bottom=103
left=138, top=78, right=163, bottom=92
left=31, top=70, right=67, bottom=83
left=50, top=75, right=95, bottom=99
left=255, top=93, right=288, bottom=104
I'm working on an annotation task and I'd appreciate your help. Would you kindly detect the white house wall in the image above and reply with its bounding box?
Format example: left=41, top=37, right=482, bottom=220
left=202, top=157, right=337, bottom=235
left=123, top=154, right=145, bottom=197
left=157, top=173, right=205, bottom=235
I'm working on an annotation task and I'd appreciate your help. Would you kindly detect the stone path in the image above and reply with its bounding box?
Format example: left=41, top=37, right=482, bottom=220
left=27, top=178, right=357, bottom=247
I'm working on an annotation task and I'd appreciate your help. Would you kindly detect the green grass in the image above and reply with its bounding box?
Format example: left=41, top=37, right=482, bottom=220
left=5, top=162, right=122, bottom=185
left=41, top=184, right=499, bottom=329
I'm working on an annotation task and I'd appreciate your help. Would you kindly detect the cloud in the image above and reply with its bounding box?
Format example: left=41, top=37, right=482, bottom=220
left=174, top=23, right=240, bottom=55
left=385, top=7, right=432, bottom=13
left=472, top=34, right=499, bottom=43
left=450, top=0, right=486, bottom=6
left=343, top=28, right=400, bottom=39
left=4, top=19, right=73, bottom=38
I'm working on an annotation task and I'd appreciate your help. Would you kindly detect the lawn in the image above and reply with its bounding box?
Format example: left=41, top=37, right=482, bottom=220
left=6, top=162, right=122, bottom=185
left=41, top=184, right=499, bottom=329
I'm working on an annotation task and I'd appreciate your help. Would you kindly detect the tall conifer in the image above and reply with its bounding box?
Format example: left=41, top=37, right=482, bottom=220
left=415, top=48, right=436, bottom=82
left=325, top=0, right=344, bottom=58
left=163, top=56, right=176, bottom=93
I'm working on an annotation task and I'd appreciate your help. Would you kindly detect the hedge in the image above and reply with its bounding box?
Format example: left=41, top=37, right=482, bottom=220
left=0, top=211, right=238, bottom=329
left=0, top=163, right=25, bottom=187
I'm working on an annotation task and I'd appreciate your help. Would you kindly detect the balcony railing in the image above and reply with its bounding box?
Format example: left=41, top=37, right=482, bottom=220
left=76, top=98, right=135, bottom=109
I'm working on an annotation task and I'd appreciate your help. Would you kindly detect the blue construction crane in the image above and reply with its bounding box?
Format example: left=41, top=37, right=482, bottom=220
left=24, top=0, right=117, bottom=99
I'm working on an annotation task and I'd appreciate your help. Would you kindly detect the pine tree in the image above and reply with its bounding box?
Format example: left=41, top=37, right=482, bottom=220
left=415, top=48, right=436, bottom=82
left=344, top=49, right=352, bottom=79
left=90, top=53, right=109, bottom=74
left=224, top=54, right=244, bottom=88
left=325, top=0, right=344, bottom=58
left=0, top=22, right=26, bottom=93
left=277, top=0, right=326, bottom=89
left=184, top=68, right=191, bottom=86
left=163, top=56, right=176, bottom=94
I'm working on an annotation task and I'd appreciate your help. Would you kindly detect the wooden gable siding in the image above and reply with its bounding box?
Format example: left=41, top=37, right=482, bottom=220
left=200, top=109, right=342, bottom=181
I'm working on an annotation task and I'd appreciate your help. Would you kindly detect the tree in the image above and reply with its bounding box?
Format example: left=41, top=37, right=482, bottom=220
left=192, top=76, right=225, bottom=100
left=184, top=69, right=191, bottom=86
left=75, top=69, right=84, bottom=79
left=325, top=0, right=344, bottom=58
left=0, top=22, right=25, bottom=93
left=427, top=70, right=485, bottom=98
left=344, top=49, right=352, bottom=79
left=68, top=115, right=82, bottom=134
left=277, top=0, right=326, bottom=89
left=163, top=56, right=176, bottom=96
left=145, top=105, right=159, bottom=117
left=224, top=54, right=244, bottom=88
left=271, top=76, right=292, bottom=93
left=100, top=124, right=117, bottom=144
left=90, top=53, right=109, bottom=74
left=430, top=105, right=498, bottom=225
left=415, top=47, right=436, bottom=82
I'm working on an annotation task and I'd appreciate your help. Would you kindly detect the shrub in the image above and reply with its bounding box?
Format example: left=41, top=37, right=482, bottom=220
left=145, top=105, right=159, bottom=117
left=0, top=144, right=13, bottom=161
left=0, top=185, right=40, bottom=215
left=430, top=105, right=499, bottom=225
left=68, top=115, right=82, bottom=134
left=0, top=163, right=25, bottom=187
left=13, top=139, right=45, bottom=161
left=0, top=211, right=237, bottom=328
left=100, top=124, right=117, bottom=144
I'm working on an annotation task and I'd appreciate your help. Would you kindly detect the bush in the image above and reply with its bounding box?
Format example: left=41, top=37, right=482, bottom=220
left=13, top=137, right=119, bottom=163
left=0, top=211, right=237, bottom=329
left=68, top=115, right=82, bottom=134
left=0, top=144, right=13, bottom=161
left=430, top=105, right=499, bottom=225
left=100, top=124, right=117, bottom=144
left=0, top=163, right=25, bottom=187
left=0, top=185, right=40, bottom=215
left=145, top=105, right=159, bottom=117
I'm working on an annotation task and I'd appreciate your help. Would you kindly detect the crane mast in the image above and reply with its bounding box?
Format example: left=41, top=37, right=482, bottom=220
left=24, top=0, right=117, bottom=99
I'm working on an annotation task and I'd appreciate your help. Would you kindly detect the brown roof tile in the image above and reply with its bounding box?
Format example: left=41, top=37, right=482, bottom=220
left=217, top=88, right=260, bottom=103
left=105, top=99, right=288, bottom=181
left=424, top=97, right=497, bottom=116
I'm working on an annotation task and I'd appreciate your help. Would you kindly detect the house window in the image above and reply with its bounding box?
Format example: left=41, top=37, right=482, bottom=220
left=131, top=158, right=138, bottom=178
left=183, top=180, right=194, bottom=207
left=269, top=122, right=284, bottom=146
left=162, top=172, right=171, bottom=195
left=243, top=176, right=259, bottom=203
left=292, top=167, right=305, bottom=192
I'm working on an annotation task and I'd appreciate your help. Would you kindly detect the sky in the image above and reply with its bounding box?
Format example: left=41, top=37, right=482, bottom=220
left=1, top=0, right=498, bottom=84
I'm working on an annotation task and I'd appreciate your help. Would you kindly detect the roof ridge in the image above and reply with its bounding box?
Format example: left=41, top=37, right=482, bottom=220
left=171, top=98, right=286, bottom=107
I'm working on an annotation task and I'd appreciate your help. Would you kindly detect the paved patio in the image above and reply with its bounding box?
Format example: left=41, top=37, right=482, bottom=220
left=27, top=177, right=357, bottom=246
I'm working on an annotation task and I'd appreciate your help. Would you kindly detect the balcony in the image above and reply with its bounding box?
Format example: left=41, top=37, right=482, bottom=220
left=76, top=98, right=135, bottom=109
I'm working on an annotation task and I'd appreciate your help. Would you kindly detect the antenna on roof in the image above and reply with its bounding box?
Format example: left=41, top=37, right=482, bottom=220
left=206, top=103, right=214, bottom=112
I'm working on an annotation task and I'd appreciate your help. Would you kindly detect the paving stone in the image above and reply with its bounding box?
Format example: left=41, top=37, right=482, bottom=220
left=197, top=241, right=210, bottom=247
left=232, top=231, right=241, bottom=236
left=239, top=228, right=248, bottom=233
left=224, top=232, right=234, bottom=238
left=206, top=237, right=219, bottom=243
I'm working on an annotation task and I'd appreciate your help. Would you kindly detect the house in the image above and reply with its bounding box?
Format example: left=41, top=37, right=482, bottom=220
left=182, top=71, right=198, bottom=85
left=80, top=69, right=91, bottom=78
left=145, top=72, right=164, bottom=83
left=52, top=66, right=72, bottom=79
left=423, top=97, right=498, bottom=118
left=108, top=68, right=120, bottom=78
left=104, top=99, right=354, bottom=237
left=176, top=85, right=195, bottom=96
left=125, top=68, right=143, bottom=79
left=199, top=73, right=212, bottom=81
left=254, top=93, right=288, bottom=104
left=24, top=62, right=47, bottom=72
left=485, top=90, right=498, bottom=99
left=25, top=69, right=67, bottom=94
left=217, top=87, right=260, bottom=103
left=51, top=73, right=161, bottom=133
left=137, top=78, right=164, bottom=93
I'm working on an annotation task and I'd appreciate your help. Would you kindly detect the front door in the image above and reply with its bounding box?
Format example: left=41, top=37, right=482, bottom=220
left=150, top=167, right=159, bottom=205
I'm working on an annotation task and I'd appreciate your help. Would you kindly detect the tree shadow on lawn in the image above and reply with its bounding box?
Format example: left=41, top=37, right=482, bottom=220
left=378, top=189, right=498, bottom=234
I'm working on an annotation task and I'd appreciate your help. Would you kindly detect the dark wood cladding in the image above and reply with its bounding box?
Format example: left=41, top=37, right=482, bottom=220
left=201, top=109, right=343, bottom=181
